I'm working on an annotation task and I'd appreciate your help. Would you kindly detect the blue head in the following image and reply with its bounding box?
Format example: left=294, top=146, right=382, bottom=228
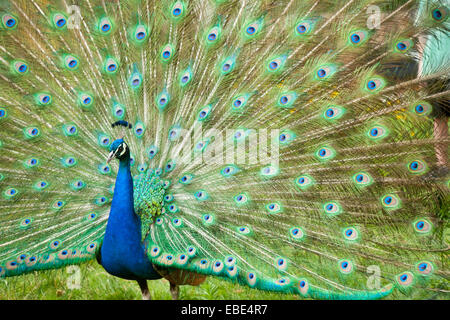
left=107, top=139, right=130, bottom=163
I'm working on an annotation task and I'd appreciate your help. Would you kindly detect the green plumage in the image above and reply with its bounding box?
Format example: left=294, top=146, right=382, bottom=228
left=0, top=0, right=448, bottom=299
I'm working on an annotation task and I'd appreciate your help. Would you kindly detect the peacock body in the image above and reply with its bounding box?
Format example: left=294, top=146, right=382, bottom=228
left=0, top=0, right=449, bottom=300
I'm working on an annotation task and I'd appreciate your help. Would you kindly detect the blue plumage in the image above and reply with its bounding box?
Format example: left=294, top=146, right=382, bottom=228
left=101, top=141, right=161, bottom=280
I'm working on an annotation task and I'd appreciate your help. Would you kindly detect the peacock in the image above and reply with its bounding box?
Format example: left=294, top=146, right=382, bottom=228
left=0, top=0, right=448, bottom=300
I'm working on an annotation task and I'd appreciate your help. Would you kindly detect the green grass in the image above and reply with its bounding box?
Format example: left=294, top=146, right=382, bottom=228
left=0, top=260, right=299, bottom=300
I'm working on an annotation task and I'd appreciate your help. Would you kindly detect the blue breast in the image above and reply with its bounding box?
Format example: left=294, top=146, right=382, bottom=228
left=100, top=157, right=161, bottom=280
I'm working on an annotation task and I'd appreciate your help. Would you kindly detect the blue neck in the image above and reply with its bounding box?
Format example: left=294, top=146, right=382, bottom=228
left=100, top=156, right=161, bottom=280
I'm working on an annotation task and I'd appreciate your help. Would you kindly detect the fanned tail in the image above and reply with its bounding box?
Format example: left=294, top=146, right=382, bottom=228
left=0, top=0, right=448, bottom=299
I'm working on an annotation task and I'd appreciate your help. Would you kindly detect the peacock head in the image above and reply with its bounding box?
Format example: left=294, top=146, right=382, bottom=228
left=107, top=139, right=130, bottom=163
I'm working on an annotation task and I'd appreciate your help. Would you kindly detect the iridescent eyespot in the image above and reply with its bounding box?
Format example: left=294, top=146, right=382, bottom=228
left=290, top=227, right=305, bottom=241
left=164, top=194, right=174, bottom=203
left=224, top=256, right=236, bottom=267
left=12, top=61, right=29, bottom=74
left=294, top=18, right=318, bottom=36
left=352, top=172, right=373, bottom=187
left=94, top=195, right=108, bottom=206
left=172, top=217, right=182, bottom=227
left=129, top=70, right=142, bottom=89
left=237, top=226, right=251, bottom=235
left=220, top=55, right=237, bottom=75
left=413, top=218, right=432, bottom=234
left=134, top=121, right=145, bottom=138
left=156, top=89, right=170, bottom=111
left=147, top=145, right=158, bottom=159
left=202, top=213, right=215, bottom=225
left=297, top=278, right=309, bottom=296
left=295, top=21, right=312, bottom=35
left=165, top=159, right=176, bottom=172
left=137, top=163, right=148, bottom=173
left=431, top=7, right=448, bottom=22
left=98, top=17, right=113, bottom=34
left=381, top=194, right=401, bottom=210
left=133, top=25, right=148, bottom=42
left=2, top=14, right=18, bottom=29
left=62, top=156, right=77, bottom=167
left=343, top=227, right=359, bottom=241
left=98, top=163, right=111, bottom=175
left=149, top=246, right=161, bottom=257
left=277, top=91, right=297, bottom=108
left=52, top=13, right=67, bottom=29
left=23, top=127, right=41, bottom=139
left=349, top=30, right=368, bottom=46
left=71, top=179, right=86, bottom=191
left=24, top=157, right=39, bottom=169
left=49, top=240, right=61, bottom=250
left=365, top=77, right=385, bottom=92
left=63, top=123, right=78, bottom=136
left=194, top=138, right=210, bottom=153
left=20, top=217, right=33, bottom=229
left=243, top=18, right=263, bottom=38
left=112, top=100, right=126, bottom=120
left=338, top=259, right=354, bottom=274
left=206, top=25, right=221, bottom=44
left=179, top=66, right=192, bottom=87
left=197, top=104, right=212, bottom=121
left=86, top=242, right=98, bottom=253
left=97, top=133, right=111, bottom=148
left=407, top=159, right=427, bottom=174
left=265, top=202, right=282, bottom=214
left=396, top=271, right=414, bottom=287
left=0, top=107, right=7, bottom=119
left=78, top=93, right=94, bottom=108
left=64, top=55, right=79, bottom=70
left=52, top=200, right=65, bottom=210
left=221, top=165, right=239, bottom=177
left=104, top=57, right=119, bottom=74
left=25, top=256, right=37, bottom=267
left=415, top=261, right=433, bottom=276
left=266, top=55, right=287, bottom=73
left=35, top=93, right=52, bottom=106
left=275, top=257, right=288, bottom=271
left=315, top=64, right=337, bottom=80
left=295, top=174, right=315, bottom=190
left=171, top=2, right=185, bottom=19
left=260, top=165, right=279, bottom=179
left=194, top=190, right=209, bottom=201
left=34, top=180, right=49, bottom=191
left=231, top=93, right=253, bottom=112
left=177, top=254, right=188, bottom=266
left=179, top=173, right=193, bottom=184
left=278, top=130, right=296, bottom=146
left=232, top=128, right=249, bottom=142
left=187, top=246, right=197, bottom=257
left=411, top=102, right=432, bottom=116
left=160, top=44, right=174, bottom=62
left=323, top=201, right=342, bottom=216
left=315, top=146, right=335, bottom=161
left=367, top=125, right=388, bottom=140
left=323, top=105, right=345, bottom=121
left=394, top=39, right=413, bottom=53
left=234, top=193, right=249, bottom=205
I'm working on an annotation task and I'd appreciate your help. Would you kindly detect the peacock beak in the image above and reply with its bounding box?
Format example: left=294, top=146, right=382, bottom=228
left=106, top=150, right=116, bottom=163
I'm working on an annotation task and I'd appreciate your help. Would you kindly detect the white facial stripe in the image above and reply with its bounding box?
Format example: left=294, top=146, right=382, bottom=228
left=118, top=144, right=127, bottom=157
